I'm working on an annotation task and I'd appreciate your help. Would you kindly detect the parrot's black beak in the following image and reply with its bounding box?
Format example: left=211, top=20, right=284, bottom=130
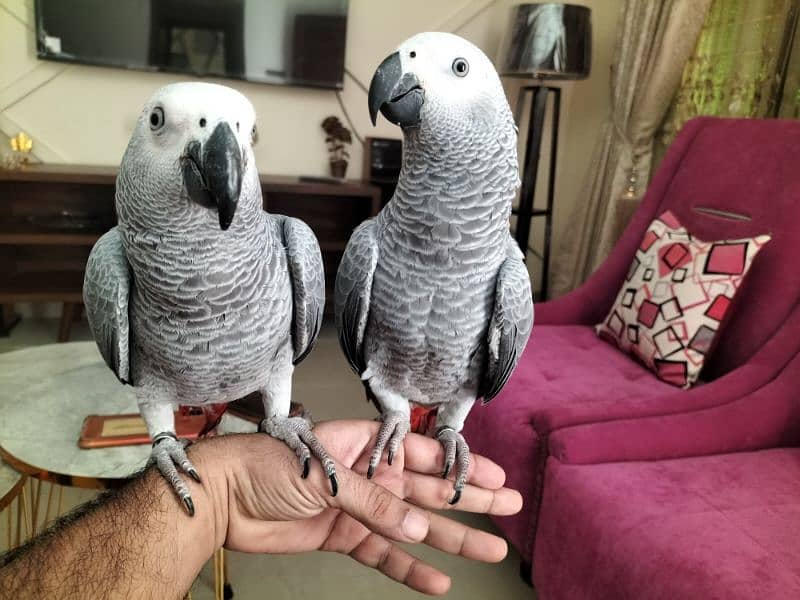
left=368, top=52, right=424, bottom=128
left=182, top=121, right=243, bottom=231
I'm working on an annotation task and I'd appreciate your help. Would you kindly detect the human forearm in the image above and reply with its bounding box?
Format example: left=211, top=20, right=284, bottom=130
left=0, top=445, right=227, bottom=599
left=0, top=426, right=523, bottom=598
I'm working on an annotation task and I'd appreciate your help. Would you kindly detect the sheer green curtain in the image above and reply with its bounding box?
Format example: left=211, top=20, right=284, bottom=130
left=657, top=0, right=798, bottom=153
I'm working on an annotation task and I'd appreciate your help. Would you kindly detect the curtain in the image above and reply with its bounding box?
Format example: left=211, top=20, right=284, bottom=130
left=550, top=0, right=712, bottom=298
left=657, top=0, right=798, bottom=158
left=778, top=19, right=800, bottom=118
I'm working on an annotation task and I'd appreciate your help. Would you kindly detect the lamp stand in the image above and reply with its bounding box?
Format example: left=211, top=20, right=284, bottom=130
left=514, top=84, right=560, bottom=300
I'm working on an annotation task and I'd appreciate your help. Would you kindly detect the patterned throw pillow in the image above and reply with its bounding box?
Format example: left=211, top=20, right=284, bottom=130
left=596, top=211, right=771, bottom=388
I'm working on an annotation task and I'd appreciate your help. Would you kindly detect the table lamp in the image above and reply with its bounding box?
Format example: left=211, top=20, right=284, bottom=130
left=498, top=3, right=591, bottom=299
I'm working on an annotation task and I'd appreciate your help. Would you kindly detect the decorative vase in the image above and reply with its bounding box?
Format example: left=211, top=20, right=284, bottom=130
left=330, top=159, right=348, bottom=179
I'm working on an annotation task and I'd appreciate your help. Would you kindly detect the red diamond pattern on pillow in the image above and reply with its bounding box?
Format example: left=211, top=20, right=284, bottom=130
left=596, top=211, right=771, bottom=388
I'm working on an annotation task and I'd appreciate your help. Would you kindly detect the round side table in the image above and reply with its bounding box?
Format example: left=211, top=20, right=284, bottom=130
left=0, top=343, right=150, bottom=487
left=0, top=342, right=238, bottom=598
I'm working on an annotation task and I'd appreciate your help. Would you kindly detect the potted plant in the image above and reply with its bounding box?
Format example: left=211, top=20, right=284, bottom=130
left=321, top=116, right=352, bottom=179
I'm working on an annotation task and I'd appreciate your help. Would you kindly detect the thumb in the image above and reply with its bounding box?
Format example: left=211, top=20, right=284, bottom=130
left=331, top=468, right=431, bottom=543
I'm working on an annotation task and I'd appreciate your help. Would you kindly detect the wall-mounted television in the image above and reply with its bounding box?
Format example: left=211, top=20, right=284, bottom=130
left=35, top=0, right=348, bottom=89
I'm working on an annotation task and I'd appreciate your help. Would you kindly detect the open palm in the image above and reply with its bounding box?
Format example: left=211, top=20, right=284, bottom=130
left=218, top=420, right=522, bottom=595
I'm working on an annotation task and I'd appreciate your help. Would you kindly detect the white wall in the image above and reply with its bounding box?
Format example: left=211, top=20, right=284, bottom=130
left=0, top=0, right=622, bottom=302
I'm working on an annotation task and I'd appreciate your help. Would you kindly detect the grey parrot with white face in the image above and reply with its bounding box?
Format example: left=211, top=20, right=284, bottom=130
left=83, top=82, right=336, bottom=515
left=335, top=33, right=534, bottom=503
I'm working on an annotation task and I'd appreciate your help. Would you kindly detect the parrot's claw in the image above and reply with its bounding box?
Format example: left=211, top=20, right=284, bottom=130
left=261, top=415, right=338, bottom=496
left=301, top=457, right=310, bottom=479
left=367, top=410, right=409, bottom=478
left=183, top=497, right=196, bottom=517
left=436, top=426, right=470, bottom=505
left=151, top=432, right=201, bottom=516
left=442, top=461, right=452, bottom=480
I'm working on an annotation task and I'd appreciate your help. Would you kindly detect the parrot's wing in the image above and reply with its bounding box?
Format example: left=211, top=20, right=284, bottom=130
left=334, top=218, right=379, bottom=375
left=480, top=237, right=534, bottom=402
left=276, top=215, right=326, bottom=365
left=83, top=227, right=132, bottom=383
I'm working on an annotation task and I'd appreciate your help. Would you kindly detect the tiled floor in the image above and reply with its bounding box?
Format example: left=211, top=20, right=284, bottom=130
left=0, top=318, right=534, bottom=599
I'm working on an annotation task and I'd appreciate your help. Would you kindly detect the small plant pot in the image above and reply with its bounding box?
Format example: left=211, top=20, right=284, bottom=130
left=330, top=159, right=348, bottom=179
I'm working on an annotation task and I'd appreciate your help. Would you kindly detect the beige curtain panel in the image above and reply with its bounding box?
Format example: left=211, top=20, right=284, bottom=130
left=551, top=0, right=712, bottom=298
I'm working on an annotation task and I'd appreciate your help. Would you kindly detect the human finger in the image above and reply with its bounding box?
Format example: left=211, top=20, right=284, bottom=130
left=424, top=511, right=508, bottom=564
left=348, top=531, right=451, bottom=596
left=402, top=471, right=523, bottom=515
left=329, top=463, right=431, bottom=543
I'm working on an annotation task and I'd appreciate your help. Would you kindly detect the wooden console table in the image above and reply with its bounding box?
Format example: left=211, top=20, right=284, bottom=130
left=0, top=164, right=380, bottom=341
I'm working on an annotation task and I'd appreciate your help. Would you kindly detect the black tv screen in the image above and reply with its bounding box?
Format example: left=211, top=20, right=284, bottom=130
left=35, top=0, right=348, bottom=89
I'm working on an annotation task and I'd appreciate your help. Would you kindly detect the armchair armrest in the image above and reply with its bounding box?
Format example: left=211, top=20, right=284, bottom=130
left=549, top=354, right=800, bottom=465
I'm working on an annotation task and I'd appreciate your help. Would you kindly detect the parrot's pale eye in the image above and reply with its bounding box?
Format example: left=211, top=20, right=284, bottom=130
left=149, top=107, right=165, bottom=130
left=409, top=50, right=416, bottom=58
left=199, top=118, right=206, bottom=128
left=452, top=58, right=469, bottom=77
left=251, top=124, right=258, bottom=145
left=236, top=121, right=240, bottom=132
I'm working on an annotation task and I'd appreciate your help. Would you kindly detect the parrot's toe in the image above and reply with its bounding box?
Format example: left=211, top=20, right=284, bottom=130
left=368, top=411, right=410, bottom=478
left=261, top=415, right=338, bottom=495
left=436, top=426, right=470, bottom=505
left=151, top=432, right=202, bottom=516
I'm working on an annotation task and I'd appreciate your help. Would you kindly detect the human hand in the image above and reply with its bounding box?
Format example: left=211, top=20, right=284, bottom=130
left=191, top=420, right=522, bottom=595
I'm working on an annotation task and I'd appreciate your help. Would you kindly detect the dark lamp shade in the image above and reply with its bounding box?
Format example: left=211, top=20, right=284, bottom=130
left=498, top=3, right=592, bottom=80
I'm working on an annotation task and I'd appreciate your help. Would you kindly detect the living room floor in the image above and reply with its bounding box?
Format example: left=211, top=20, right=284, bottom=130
left=0, top=318, right=534, bottom=599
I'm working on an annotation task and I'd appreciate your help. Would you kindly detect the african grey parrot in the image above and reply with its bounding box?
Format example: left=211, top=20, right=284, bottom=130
left=83, top=82, right=336, bottom=515
left=335, top=33, right=534, bottom=503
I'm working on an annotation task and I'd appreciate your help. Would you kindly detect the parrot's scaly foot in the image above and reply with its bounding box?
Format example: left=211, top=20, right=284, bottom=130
left=367, top=411, right=409, bottom=479
left=151, top=432, right=201, bottom=516
left=436, top=426, right=470, bottom=505
left=260, top=415, right=338, bottom=496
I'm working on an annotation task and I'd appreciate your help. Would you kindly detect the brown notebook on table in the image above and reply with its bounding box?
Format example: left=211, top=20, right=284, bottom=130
left=79, top=412, right=206, bottom=449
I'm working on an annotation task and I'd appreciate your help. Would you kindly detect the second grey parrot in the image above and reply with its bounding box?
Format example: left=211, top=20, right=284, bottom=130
left=335, top=33, right=534, bottom=503
left=84, top=82, right=336, bottom=514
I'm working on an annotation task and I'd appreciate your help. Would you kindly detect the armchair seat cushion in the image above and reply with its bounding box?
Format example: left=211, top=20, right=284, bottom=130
left=463, top=324, right=673, bottom=555
left=534, top=449, right=800, bottom=599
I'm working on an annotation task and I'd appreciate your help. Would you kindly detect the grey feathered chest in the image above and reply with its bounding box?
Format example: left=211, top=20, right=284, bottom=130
left=364, top=124, right=519, bottom=403
left=119, top=207, right=292, bottom=404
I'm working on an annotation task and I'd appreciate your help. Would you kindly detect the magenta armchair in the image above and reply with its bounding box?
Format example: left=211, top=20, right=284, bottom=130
left=533, top=311, right=800, bottom=598
left=463, top=117, right=800, bottom=570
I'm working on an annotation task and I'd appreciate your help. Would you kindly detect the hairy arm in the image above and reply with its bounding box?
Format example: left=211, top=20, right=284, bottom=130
left=0, top=424, right=522, bottom=598
left=0, top=450, right=223, bottom=599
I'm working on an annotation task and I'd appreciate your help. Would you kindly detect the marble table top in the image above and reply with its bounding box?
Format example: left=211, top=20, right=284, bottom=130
left=0, top=342, right=252, bottom=488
